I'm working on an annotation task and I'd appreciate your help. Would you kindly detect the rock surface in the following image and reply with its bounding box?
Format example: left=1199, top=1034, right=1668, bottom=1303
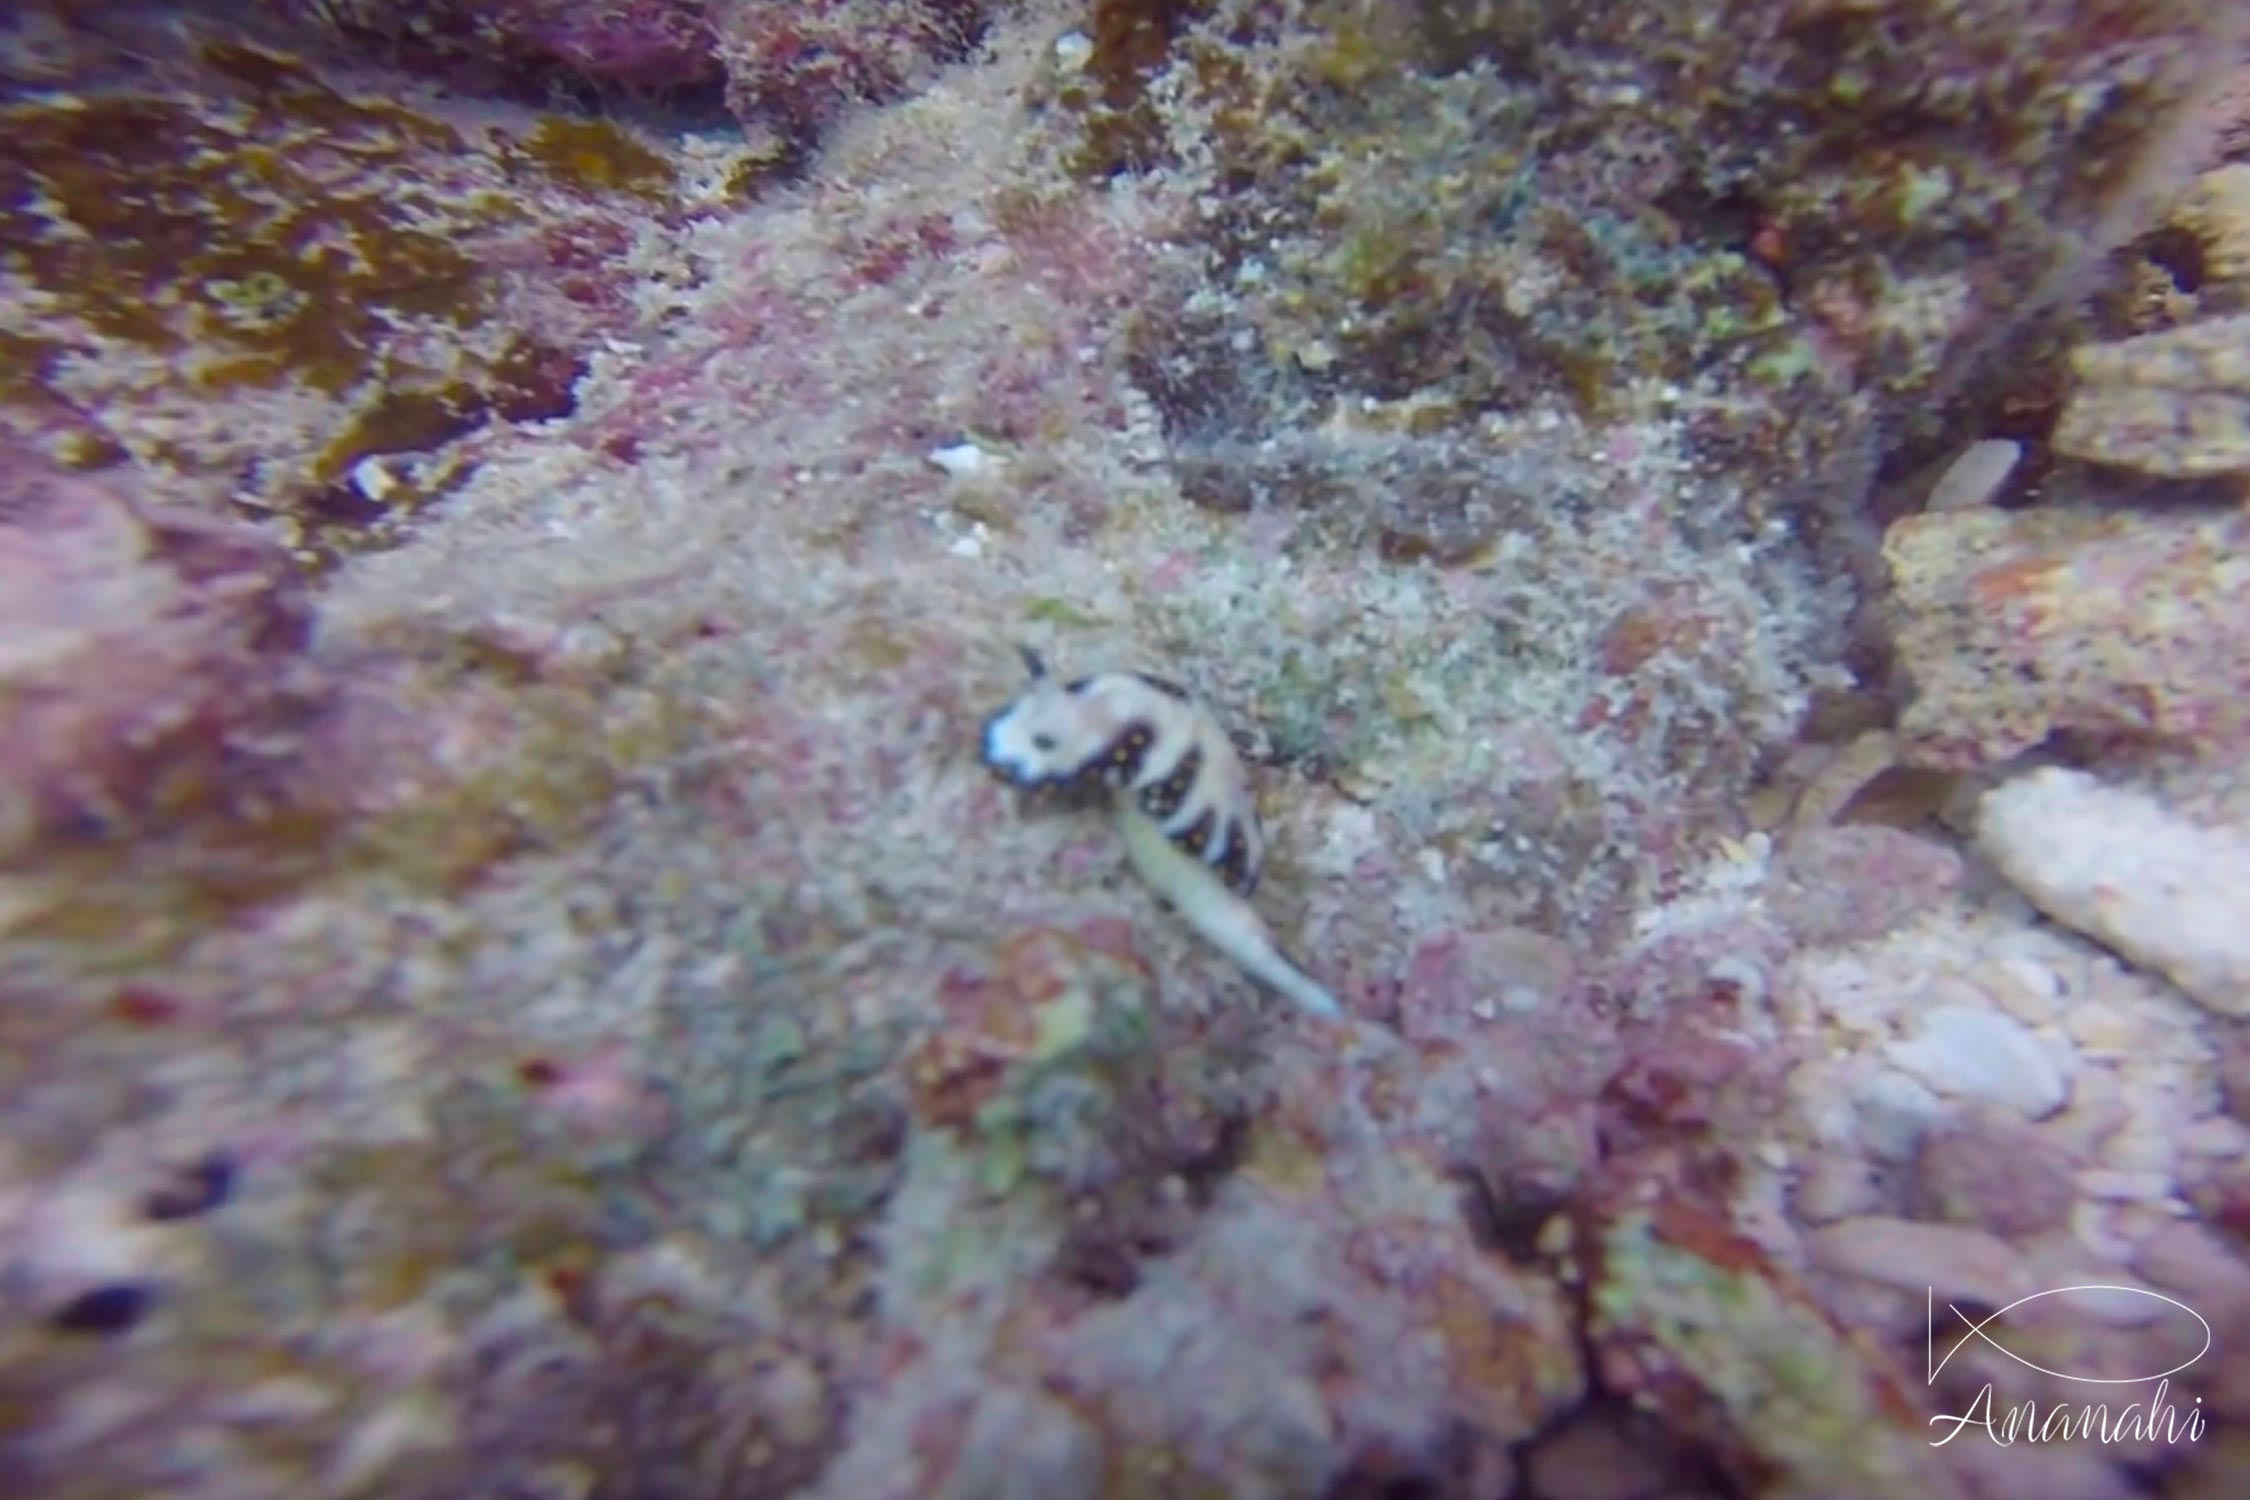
left=1886, top=1004, right=2068, bottom=1120
left=5, top=3, right=2250, bottom=1499
left=1979, top=767, right=2250, bottom=1015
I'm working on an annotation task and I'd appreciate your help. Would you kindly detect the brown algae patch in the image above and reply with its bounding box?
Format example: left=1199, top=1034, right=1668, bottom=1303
left=0, top=42, right=674, bottom=557
left=518, top=115, right=677, bottom=199
left=0, top=89, right=489, bottom=392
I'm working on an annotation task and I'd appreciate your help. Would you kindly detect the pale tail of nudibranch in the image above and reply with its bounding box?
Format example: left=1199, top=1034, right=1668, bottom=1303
left=1113, top=803, right=1340, bottom=1018
left=980, top=646, right=1340, bottom=1019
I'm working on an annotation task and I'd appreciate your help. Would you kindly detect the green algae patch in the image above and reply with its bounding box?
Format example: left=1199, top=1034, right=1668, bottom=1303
left=1023, top=595, right=1105, bottom=628
left=1587, top=1206, right=1952, bottom=1495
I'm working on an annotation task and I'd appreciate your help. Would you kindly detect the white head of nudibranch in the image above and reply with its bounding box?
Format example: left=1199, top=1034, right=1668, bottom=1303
left=980, top=644, right=1267, bottom=895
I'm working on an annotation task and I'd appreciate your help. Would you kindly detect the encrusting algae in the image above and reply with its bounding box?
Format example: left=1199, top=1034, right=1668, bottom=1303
left=0, top=39, right=703, bottom=562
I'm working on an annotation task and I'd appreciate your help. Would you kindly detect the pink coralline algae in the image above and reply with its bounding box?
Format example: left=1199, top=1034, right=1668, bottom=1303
left=256, top=0, right=721, bottom=93
left=0, top=456, right=313, bottom=859
left=255, top=1, right=992, bottom=128
left=1765, top=824, right=1965, bottom=947
left=712, top=0, right=994, bottom=131
left=470, top=0, right=723, bottom=90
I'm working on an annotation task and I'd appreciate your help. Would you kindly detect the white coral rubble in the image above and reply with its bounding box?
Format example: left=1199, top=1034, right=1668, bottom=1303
left=1977, top=767, right=2250, bottom=1016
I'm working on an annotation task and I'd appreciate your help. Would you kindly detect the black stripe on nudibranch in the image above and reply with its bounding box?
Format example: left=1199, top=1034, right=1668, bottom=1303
left=1214, top=822, right=1254, bottom=892
left=983, top=660, right=1273, bottom=898
left=1139, top=745, right=1201, bottom=822
left=1131, top=671, right=1191, bottom=701
left=1102, top=720, right=1157, bottom=786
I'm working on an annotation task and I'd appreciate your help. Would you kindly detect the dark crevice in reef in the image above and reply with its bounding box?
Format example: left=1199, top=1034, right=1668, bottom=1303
left=1048, top=1107, right=1252, bottom=1303
left=161, top=0, right=736, bottom=133
left=1452, top=1164, right=1566, bottom=1271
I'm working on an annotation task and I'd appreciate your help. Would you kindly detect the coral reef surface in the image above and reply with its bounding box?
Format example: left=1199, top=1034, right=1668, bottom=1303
left=5, top=2, right=2250, bottom=1498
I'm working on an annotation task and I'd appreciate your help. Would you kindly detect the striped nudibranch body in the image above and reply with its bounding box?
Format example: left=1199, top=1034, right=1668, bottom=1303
left=980, top=649, right=1267, bottom=896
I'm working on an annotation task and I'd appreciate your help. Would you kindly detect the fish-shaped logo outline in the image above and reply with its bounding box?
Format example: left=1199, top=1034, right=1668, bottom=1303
left=1927, top=1284, right=2212, bottom=1387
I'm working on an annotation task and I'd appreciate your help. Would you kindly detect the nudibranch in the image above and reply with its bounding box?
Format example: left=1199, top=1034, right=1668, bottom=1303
left=980, top=646, right=1340, bottom=1018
